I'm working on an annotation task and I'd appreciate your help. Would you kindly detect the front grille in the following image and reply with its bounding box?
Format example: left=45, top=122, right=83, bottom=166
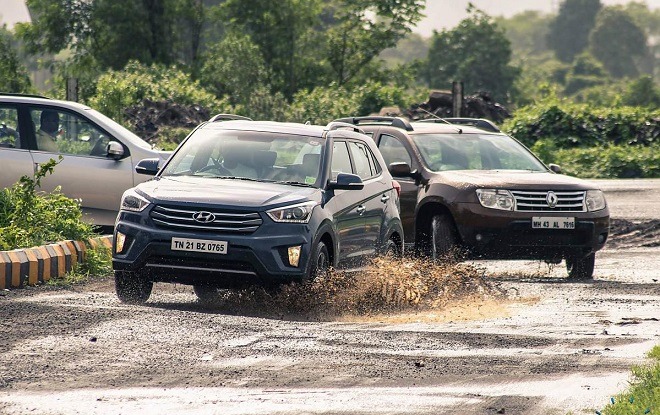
left=150, top=204, right=263, bottom=233
left=510, top=190, right=586, bottom=212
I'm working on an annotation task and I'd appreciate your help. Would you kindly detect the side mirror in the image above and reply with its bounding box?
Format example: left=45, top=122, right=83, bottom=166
left=329, top=173, right=364, bottom=190
left=388, top=162, right=412, bottom=177
left=549, top=163, right=562, bottom=174
left=106, top=141, right=125, bottom=160
left=135, top=158, right=160, bottom=176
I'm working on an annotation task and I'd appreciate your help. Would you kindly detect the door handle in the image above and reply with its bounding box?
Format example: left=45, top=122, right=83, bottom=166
left=380, top=194, right=390, bottom=203
left=356, top=205, right=366, bottom=215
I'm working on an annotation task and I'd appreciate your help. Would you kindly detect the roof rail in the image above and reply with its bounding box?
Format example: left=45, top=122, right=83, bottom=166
left=325, top=121, right=365, bottom=134
left=442, top=118, right=501, bottom=133
left=0, top=92, right=51, bottom=99
left=208, top=113, right=253, bottom=122
left=333, top=116, right=414, bottom=132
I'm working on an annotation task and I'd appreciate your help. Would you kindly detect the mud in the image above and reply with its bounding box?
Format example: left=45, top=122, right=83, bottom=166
left=608, top=218, right=660, bottom=248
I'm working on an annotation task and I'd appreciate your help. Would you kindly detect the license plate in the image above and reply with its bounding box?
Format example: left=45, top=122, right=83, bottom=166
left=532, top=217, right=575, bottom=229
left=171, top=237, right=228, bottom=254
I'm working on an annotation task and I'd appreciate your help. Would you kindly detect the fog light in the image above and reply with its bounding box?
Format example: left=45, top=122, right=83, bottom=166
left=475, top=233, right=483, bottom=242
left=115, top=232, right=127, bottom=254
left=288, top=245, right=302, bottom=267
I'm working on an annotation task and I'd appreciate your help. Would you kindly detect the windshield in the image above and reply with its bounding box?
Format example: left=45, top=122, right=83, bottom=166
left=411, top=133, right=547, bottom=172
left=160, top=129, right=325, bottom=187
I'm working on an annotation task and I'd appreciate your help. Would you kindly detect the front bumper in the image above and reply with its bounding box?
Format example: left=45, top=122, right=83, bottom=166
left=453, top=202, right=610, bottom=260
left=112, top=211, right=314, bottom=288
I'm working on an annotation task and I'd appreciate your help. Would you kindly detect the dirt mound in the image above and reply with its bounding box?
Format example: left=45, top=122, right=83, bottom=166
left=397, top=90, right=511, bottom=124
left=123, top=99, right=210, bottom=142
left=204, top=257, right=502, bottom=320
left=608, top=218, right=660, bottom=248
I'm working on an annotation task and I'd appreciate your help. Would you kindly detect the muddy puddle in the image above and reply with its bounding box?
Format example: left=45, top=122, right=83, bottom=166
left=191, top=257, right=504, bottom=321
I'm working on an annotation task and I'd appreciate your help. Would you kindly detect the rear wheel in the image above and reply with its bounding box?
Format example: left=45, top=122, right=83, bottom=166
left=308, top=241, right=330, bottom=281
left=115, top=271, right=153, bottom=304
left=431, top=214, right=459, bottom=261
left=566, top=253, right=595, bottom=280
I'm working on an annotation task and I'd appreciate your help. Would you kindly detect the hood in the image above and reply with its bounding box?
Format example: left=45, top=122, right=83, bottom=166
left=135, top=176, right=320, bottom=209
left=430, top=170, right=601, bottom=192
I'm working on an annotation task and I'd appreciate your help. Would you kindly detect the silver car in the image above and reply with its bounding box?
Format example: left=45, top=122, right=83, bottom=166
left=0, top=94, right=170, bottom=230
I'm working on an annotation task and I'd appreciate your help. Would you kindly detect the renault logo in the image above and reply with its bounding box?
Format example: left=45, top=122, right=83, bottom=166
left=546, top=191, right=558, bottom=208
left=193, top=211, right=216, bottom=223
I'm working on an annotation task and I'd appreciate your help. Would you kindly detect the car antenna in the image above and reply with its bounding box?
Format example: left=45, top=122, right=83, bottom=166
left=416, top=107, right=463, bottom=133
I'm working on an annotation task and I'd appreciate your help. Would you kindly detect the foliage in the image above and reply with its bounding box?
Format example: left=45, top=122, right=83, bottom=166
left=546, top=0, right=602, bottom=63
left=237, top=86, right=290, bottom=122
left=47, top=245, right=112, bottom=286
left=503, top=100, right=660, bottom=148
left=0, top=27, right=32, bottom=93
left=496, top=11, right=553, bottom=58
left=563, top=52, right=609, bottom=96
left=0, top=158, right=93, bottom=250
left=531, top=139, right=660, bottom=178
left=425, top=5, right=520, bottom=103
left=600, top=345, right=660, bottom=415
left=589, top=6, right=650, bottom=79
left=198, top=32, right=269, bottom=106
left=379, top=33, right=429, bottom=68
left=88, top=61, right=227, bottom=123
left=622, top=76, right=660, bottom=107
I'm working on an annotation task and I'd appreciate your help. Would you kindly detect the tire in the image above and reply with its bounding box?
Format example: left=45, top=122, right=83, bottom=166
left=193, top=285, right=222, bottom=304
left=566, top=253, right=596, bottom=280
left=307, top=241, right=330, bottom=281
left=115, top=270, right=153, bottom=304
left=430, top=214, right=459, bottom=261
left=383, top=238, right=401, bottom=258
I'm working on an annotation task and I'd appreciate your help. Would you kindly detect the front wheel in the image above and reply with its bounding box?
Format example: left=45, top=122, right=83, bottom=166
left=431, top=214, right=459, bottom=261
left=115, top=271, right=153, bottom=304
left=307, top=241, right=330, bottom=281
left=566, top=253, right=595, bottom=280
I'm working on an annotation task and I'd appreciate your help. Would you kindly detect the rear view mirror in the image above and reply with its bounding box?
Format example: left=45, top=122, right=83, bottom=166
left=107, top=141, right=125, bottom=160
left=135, top=158, right=160, bottom=176
left=388, top=162, right=412, bottom=177
left=329, top=173, right=364, bottom=190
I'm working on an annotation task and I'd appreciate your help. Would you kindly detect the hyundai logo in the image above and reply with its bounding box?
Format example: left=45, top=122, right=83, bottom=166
left=546, top=191, right=558, bottom=208
left=193, top=211, right=216, bottom=223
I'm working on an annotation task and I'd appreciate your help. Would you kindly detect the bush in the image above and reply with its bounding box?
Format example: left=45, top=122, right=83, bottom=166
left=88, top=61, right=229, bottom=123
left=503, top=100, right=660, bottom=148
left=531, top=139, right=660, bottom=178
left=0, top=158, right=93, bottom=250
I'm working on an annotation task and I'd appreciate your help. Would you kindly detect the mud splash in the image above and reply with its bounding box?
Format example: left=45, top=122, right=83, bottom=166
left=203, top=258, right=503, bottom=320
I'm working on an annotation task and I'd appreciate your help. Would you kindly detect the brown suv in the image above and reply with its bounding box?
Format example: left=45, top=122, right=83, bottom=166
left=335, top=117, right=610, bottom=279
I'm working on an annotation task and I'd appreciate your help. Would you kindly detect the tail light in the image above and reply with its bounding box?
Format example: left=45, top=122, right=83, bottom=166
left=392, top=180, right=401, bottom=197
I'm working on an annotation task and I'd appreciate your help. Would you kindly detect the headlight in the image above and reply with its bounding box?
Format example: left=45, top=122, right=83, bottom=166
left=267, top=201, right=317, bottom=223
left=476, top=189, right=515, bottom=211
left=585, top=190, right=606, bottom=212
left=120, top=189, right=150, bottom=212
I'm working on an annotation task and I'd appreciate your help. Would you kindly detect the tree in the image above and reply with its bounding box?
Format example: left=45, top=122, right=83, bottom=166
left=563, top=52, right=609, bottom=95
left=621, top=76, right=660, bottom=107
left=0, top=27, right=32, bottom=93
left=425, top=6, right=519, bottom=103
left=496, top=11, right=552, bottom=58
left=589, top=7, right=650, bottom=79
left=547, top=0, right=602, bottom=63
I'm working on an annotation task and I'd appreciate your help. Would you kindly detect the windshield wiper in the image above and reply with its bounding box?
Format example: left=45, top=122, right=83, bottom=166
left=276, top=181, right=315, bottom=188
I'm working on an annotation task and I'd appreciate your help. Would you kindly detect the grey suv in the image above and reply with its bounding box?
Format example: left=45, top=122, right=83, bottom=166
left=0, top=94, right=170, bottom=229
left=112, top=119, right=403, bottom=304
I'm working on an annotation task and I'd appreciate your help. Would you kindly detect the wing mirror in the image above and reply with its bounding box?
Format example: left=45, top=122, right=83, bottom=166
left=388, top=162, right=412, bottom=177
left=329, top=173, right=364, bottom=190
left=106, top=141, right=125, bottom=160
left=549, top=164, right=562, bottom=174
left=135, top=158, right=160, bottom=176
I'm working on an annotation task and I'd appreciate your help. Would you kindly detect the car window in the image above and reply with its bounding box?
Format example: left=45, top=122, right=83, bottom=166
left=348, top=141, right=377, bottom=180
left=331, top=141, right=352, bottom=180
left=0, top=106, right=20, bottom=148
left=30, top=107, right=112, bottom=157
left=378, top=134, right=411, bottom=167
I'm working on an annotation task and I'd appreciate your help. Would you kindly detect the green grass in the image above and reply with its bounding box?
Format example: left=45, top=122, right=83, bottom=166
left=598, top=345, right=660, bottom=415
left=46, top=245, right=112, bottom=287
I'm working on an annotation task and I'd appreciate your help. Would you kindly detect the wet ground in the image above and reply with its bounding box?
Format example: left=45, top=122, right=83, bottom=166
left=1, top=178, right=659, bottom=415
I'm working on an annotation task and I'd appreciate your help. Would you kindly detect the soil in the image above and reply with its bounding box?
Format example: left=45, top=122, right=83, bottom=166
left=1, top=179, right=659, bottom=415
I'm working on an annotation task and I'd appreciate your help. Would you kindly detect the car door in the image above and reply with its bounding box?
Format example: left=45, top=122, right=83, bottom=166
left=346, top=140, right=387, bottom=257
left=26, top=106, right=135, bottom=227
left=328, top=139, right=367, bottom=267
left=0, top=105, right=35, bottom=190
left=376, top=133, right=418, bottom=243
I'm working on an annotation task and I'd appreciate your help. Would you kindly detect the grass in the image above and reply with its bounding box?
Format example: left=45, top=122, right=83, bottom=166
left=46, top=245, right=112, bottom=287
left=598, top=345, right=660, bottom=415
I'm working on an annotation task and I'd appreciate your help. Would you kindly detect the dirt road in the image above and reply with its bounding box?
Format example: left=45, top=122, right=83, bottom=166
left=1, top=179, right=659, bottom=415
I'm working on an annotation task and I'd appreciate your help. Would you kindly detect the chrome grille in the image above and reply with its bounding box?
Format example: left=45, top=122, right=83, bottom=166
left=510, top=190, right=586, bottom=212
left=150, top=205, right=262, bottom=233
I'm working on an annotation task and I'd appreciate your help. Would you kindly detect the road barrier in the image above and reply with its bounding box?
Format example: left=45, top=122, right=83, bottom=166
left=0, top=236, right=112, bottom=289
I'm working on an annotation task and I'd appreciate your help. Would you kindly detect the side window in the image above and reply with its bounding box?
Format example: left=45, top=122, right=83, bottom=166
left=0, top=106, right=20, bottom=148
left=378, top=134, right=411, bottom=167
left=30, top=108, right=112, bottom=156
left=331, top=141, right=352, bottom=180
left=348, top=141, right=374, bottom=180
